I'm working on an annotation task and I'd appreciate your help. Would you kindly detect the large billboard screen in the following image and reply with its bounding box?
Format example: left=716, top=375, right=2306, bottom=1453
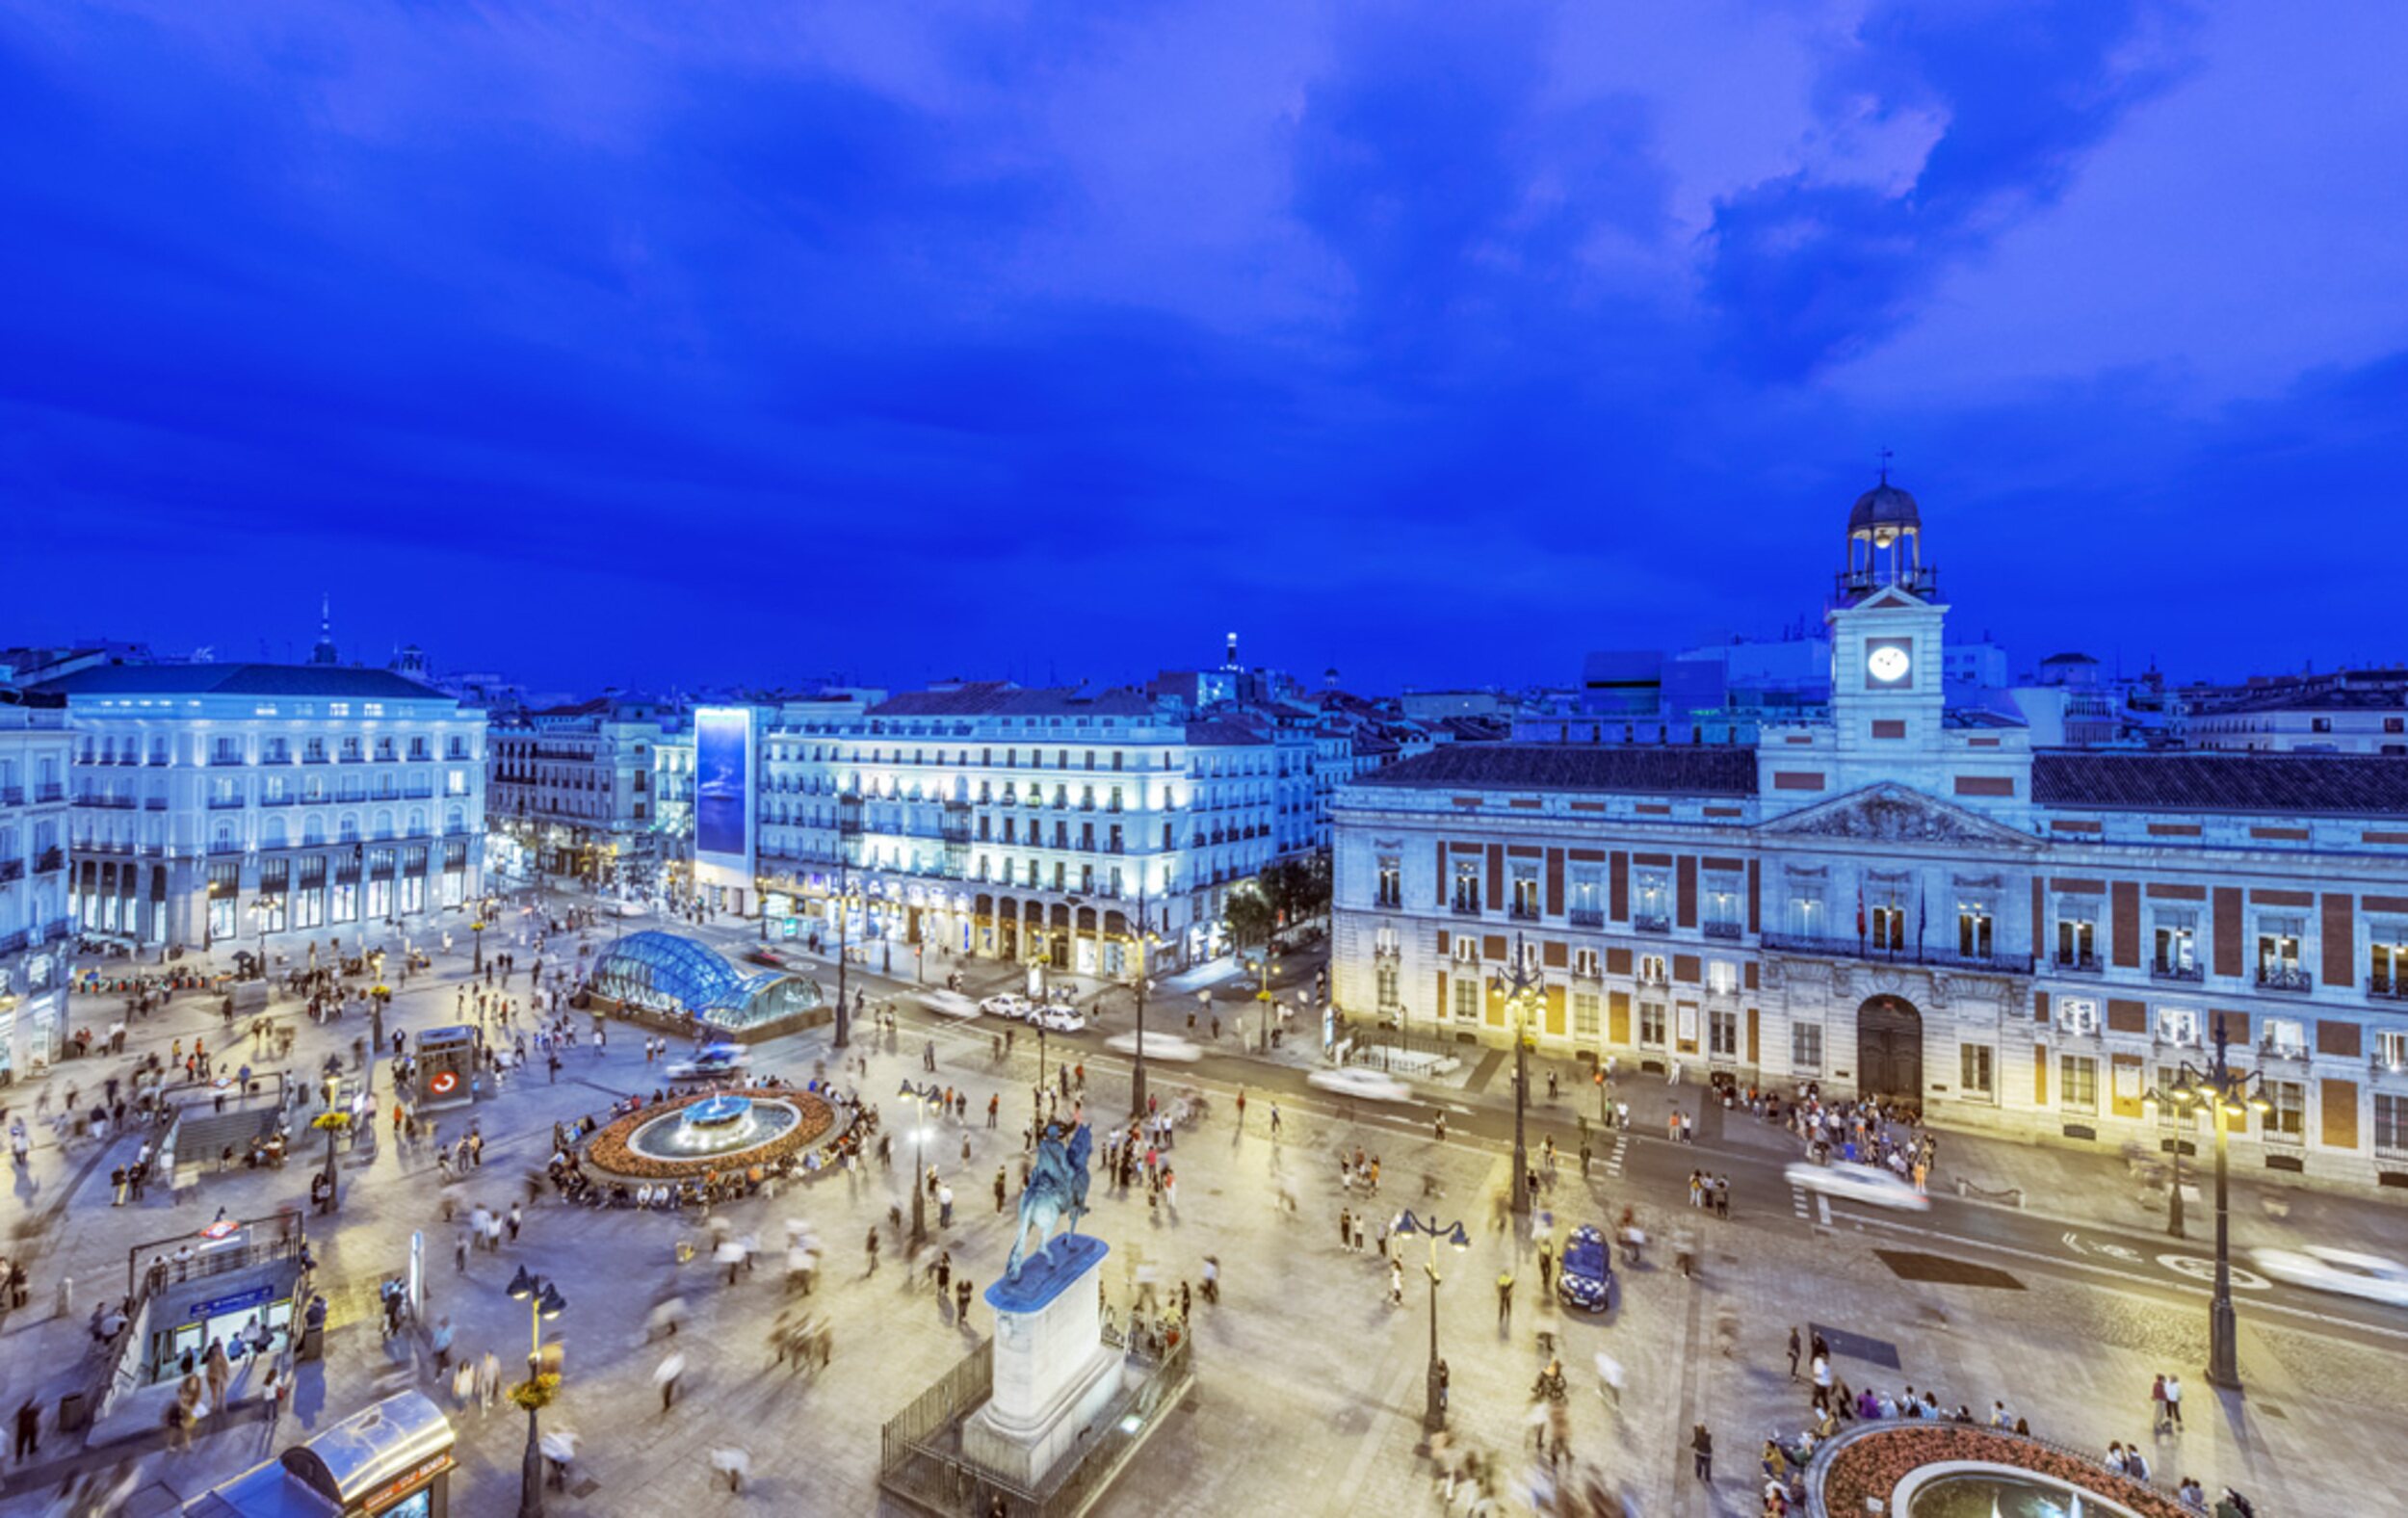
left=694, top=706, right=753, bottom=863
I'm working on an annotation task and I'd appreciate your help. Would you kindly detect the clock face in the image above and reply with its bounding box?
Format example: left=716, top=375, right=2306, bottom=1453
left=1867, top=643, right=1912, bottom=684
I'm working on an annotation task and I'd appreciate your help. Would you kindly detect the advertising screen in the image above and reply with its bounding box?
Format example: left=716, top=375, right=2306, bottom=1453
left=694, top=707, right=752, bottom=862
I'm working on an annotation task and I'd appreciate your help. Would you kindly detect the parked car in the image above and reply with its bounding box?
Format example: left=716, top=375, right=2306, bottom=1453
left=980, top=993, right=1034, bottom=1021
left=2251, top=1245, right=2408, bottom=1306
left=1305, top=1067, right=1414, bottom=1104
left=1783, top=1161, right=1930, bottom=1212
left=1557, top=1223, right=1613, bottom=1313
left=665, top=1044, right=749, bottom=1082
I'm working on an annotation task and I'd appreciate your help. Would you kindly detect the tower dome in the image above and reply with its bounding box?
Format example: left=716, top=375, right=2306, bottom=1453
left=1837, top=469, right=1936, bottom=600
left=1846, top=481, right=1921, bottom=547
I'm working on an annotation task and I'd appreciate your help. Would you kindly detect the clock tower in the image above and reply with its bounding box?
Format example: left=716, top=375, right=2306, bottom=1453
left=1827, top=472, right=1947, bottom=755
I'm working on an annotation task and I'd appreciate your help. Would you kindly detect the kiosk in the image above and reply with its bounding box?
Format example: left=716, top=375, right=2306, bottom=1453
left=186, top=1391, right=456, bottom=1517
left=411, top=1026, right=481, bottom=1111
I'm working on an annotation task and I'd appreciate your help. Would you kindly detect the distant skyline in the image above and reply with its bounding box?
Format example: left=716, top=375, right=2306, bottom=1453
left=7, top=3, right=2407, bottom=695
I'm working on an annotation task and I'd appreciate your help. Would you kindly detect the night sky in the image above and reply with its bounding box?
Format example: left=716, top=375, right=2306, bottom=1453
left=6, top=3, right=2405, bottom=696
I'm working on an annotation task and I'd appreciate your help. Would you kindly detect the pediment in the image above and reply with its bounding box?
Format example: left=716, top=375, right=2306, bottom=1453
left=1763, top=782, right=2039, bottom=850
left=1855, top=591, right=1924, bottom=612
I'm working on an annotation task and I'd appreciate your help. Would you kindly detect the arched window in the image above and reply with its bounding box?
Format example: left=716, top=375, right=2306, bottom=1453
left=406, top=807, right=427, bottom=837
left=302, top=816, right=327, bottom=847
left=372, top=807, right=394, bottom=840
left=261, top=816, right=289, bottom=849
left=339, top=812, right=361, bottom=844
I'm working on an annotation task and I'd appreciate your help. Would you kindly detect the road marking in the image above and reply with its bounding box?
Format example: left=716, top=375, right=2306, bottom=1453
left=1792, top=1186, right=1811, bottom=1219
left=1817, top=1193, right=1832, bottom=1228
left=1606, top=1133, right=1629, bottom=1179
left=1835, top=1210, right=2408, bottom=1343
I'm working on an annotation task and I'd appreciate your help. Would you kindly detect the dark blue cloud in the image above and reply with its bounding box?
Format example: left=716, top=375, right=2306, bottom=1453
left=0, top=1, right=2397, bottom=695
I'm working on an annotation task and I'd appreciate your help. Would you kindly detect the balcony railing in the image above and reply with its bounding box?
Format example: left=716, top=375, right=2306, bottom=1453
left=1450, top=899, right=1482, bottom=917
left=0, top=787, right=19, bottom=806
left=2053, top=951, right=2102, bottom=974
left=0, top=859, right=21, bottom=882
left=210, top=752, right=249, bottom=767
left=36, top=784, right=64, bottom=801
left=35, top=849, right=64, bottom=874
left=208, top=838, right=248, bottom=855
left=2256, top=964, right=2313, bottom=993
left=1701, top=920, right=1743, bottom=941
left=1758, top=929, right=2034, bottom=977
left=1566, top=907, right=1605, bottom=929
left=207, top=796, right=248, bottom=810
left=2151, top=960, right=2204, bottom=984
left=1633, top=914, right=1671, bottom=934
left=1507, top=903, right=1541, bottom=922
left=2371, top=979, right=2408, bottom=1003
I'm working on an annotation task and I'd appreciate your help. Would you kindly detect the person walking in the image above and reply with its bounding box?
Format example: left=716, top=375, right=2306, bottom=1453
left=2163, top=1372, right=2184, bottom=1428
left=2151, top=1374, right=2170, bottom=1433
left=1788, top=1325, right=1802, bottom=1380
left=13, top=1399, right=37, bottom=1463
left=1690, top=1423, right=1714, bottom=1483
left=655, top=1350, right=685, bottom=1412
left=1496, top=1272, right=1514, bottom=1328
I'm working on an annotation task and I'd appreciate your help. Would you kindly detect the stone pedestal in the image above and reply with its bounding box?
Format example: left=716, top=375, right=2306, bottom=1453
left=963, top=1233, right=1124, bottom=1489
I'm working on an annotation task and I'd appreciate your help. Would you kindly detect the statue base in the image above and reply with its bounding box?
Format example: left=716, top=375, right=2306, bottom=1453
left=965, top=1234, right=1124, bottom=1489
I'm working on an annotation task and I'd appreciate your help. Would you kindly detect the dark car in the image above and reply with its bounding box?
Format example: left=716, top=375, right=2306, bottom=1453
left=1558, top=1223, right=1613, bottom=1313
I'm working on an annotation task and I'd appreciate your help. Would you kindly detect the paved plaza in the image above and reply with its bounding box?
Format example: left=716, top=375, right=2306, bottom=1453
left=3, top=890, right=2405, bottom=1515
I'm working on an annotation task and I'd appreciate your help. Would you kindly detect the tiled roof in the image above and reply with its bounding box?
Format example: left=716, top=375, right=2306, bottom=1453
left=2033, top=750, right=2408, bottom=817
left=1184, top=719, right=1270, bottom=746
left=1350, top=744, right=1759, bottom=798
left=871, top=683, right=1159, bottom=720
left=34, top=664, right=455, bottom=701
left=2201, top=686, right=2406, bottom=715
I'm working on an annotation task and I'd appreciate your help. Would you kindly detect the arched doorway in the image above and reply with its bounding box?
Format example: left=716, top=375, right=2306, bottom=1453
left=1855, top=995, right=1924, bottom=1102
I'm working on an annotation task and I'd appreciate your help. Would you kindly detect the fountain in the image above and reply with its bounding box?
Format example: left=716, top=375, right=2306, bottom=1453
left=625, top=1093, right=801, bottom=1163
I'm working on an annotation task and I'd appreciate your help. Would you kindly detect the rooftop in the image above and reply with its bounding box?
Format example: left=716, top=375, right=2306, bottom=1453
left=2033, top=749, right=2408, bottom=817
left=1348, top=743, right=1759, bottom=798
left=32, top=664, right=457, bottom=702
left=870, top=683, right=1160, bottom=720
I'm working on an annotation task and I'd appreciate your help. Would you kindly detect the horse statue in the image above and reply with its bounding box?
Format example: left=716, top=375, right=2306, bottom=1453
left=1004, top=1118, right=1092, bottom=1281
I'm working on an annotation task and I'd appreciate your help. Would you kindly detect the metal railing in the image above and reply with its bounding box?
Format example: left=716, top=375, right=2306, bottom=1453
left=2150, top=960, right=2204, bottom=983
left=1633, top=914, right=1671, bottom=934
left=2256, top=964, right=2313, bottom=993
left=1566, top=907, right=1604, bottom=928
left=1701, top=920, right=1743, bottom=940
left=1758, top=930, right=2034, bottom=976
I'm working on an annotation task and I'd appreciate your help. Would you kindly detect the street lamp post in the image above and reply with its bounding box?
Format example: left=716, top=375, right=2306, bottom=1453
left=249, top=893, right=282, bottom=981
left=2142, top=1012, right=2271, bottom=1390
left=472, top=917, right=486, bottom=975
left=832, top=859, right=852, bottom=1050
left=1489, top=933, right=1543, bottom=1216
left=899, top=1079, right=941, bottom=1247
left=1128, top=885, right=1160, bottom=1120
left=1392, top=1211, right=1471, bottom=1429
left=507, top=1266, right=568, bottom=1518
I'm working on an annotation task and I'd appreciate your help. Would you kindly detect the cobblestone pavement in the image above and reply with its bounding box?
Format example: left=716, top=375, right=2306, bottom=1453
left=0, top=889, right=2398, bottom=1515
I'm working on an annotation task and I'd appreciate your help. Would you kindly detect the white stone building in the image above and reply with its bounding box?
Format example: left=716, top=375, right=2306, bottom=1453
left=1331, top=482, right=2408, bottom=1189
left=753, top=684, right=1277, bottom=973
left=35, top=665, right=486, bottom=957
left=0, top=694, right=74, bottom=1079
left=487, top=697, right=694, bottom=889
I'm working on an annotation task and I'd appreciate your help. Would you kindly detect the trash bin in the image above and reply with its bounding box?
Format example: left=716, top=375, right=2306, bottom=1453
left=56, top=1391, right=87, bottom=1431
left=298, top=1323, right=326, bottom=1363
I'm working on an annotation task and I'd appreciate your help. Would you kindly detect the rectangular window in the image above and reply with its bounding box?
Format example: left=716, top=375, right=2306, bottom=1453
left=1708, top=1008, right=1738, bottom=1059
left=2055, top=897, right=2099, bottom=967
left=1706, top=959, right=1738, bottom=995
left=1792, top=1022, right=1822, bottom=1071
left=1573, top=991, right=1601, bottom=1039
left=2059, top=1055, right=2098, bottom=1113
left=2153, top=910, right=2199, bottom=978
left=2264, top=1080, right=2306, bottom=1141
left=1572, top=947, right=1601, bottom=980
left=208, top=895, right=237, bottom=942
left=2380, top=1030, right=2408, bottom=1072
left=1375, top=854, right=1400, bottom=908
left=2156, top=1007, right=2199, bottom=1047
left=1452, top=859, right=1481, bottom=915
left=293, top=887, right=324, bottom=930
left=1508, top=866, right=1540, bottom=920
left=1959, top=1043, right=1994, bottom=1100
left=2375, top=1093, right=2408, bottom=1155
left=330, top=881, right=358, bottom=923
left=1637, top=1001, right=1666, bottom=1048
left=1633, top=870, right=1669, bottom=930
left=1453, top=977, right=1481, bottom=1023
left=365, top=877, right=392, bottom=922
left=2256, top=916, right=2304, bottom=981
left=1870, top=901, right=1905, bottom=952
left=2058, top=997, right=2099, bottom=1034
left=400, top=873, right=425, bottom=915
left=2262, top=1016, right=2306, bottom=1054
left=1567, top=868, right=1604, bottom=927
left=2370, top=932, right=2408, bottom=997
left=1956, top=899, right=1993, bottom=958
left=1374, top=959, right=1400, bottom=1009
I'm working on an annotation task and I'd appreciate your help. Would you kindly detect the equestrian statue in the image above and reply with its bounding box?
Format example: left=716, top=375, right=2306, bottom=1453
left=1004, top=1116, right=1093, bottom=1281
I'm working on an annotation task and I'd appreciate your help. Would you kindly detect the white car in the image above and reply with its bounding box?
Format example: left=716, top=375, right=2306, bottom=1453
left=2250, top=1245, right=2408, bottom=1307
left=1104, top=1032, right=1202, bottom=1063
left=1307, top=1067, right=1415, bottom=1105
left=665, top=1045, right=749, bottom=1082
left=921, top=990, right=982, bottom=1019
left=1031, top=1006, right=1087, bottom=1034
left=1784, top=1161, right=1931, bottom=1213
left=980, top=993, right=1034, bottom=1021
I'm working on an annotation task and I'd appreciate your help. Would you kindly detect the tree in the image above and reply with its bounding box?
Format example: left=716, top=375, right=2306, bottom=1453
left=1222, top=878, right=1276, bottom=950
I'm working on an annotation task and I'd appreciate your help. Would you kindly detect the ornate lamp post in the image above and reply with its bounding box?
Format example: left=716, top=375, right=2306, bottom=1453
left=832, top=859, right=853, bottom=1050
left=249, top=892, right=282, bottom=981
left=471, top=917, right=487, bottom=975
left=1392, top=1211, right=1471, bottom=1429
left=2145, top=1013, right=2271, bottom=1389
left=899, top=1079, right=943, bottom=1246
left=1489, top=933, right=1543, bottom=1215
left=506, top=1265, right=568, bottom=1518
left=1127, top=884, right=1161, bottom=1119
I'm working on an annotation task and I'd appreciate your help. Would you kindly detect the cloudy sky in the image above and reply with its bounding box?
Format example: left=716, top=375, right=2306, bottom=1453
left=5, top=1, right=2404, bottom=694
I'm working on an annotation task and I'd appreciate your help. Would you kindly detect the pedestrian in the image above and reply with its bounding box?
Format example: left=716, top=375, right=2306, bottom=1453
left=1339, top=1207, right=1351, bottom=1250
left=1788, top=1325, right=1802, bottom=1380
left=13, top=1398, right=37, bottom=1463
left=508, top=1202, right=523, bottom=1243
left=866, top=1227, right=879, bottom=1274
left=2163, top=1371, right=2184, bottom=1427
left=1497, top=1271, right=1514, bottom=1327
left=1691, top=1423, right=1714, bottom=1483
left=2151, top=1374, right=2170, bottom=1432
left=1389, top=1262, right=1404, bottom=1306
left=655, top=1350, right=685, bottom=1412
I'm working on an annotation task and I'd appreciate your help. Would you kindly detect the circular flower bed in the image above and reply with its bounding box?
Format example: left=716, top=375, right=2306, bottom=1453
left=583, top=1088, right=838, bottom=1180
left=1815, top=1424, right=2189, bottom=1518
